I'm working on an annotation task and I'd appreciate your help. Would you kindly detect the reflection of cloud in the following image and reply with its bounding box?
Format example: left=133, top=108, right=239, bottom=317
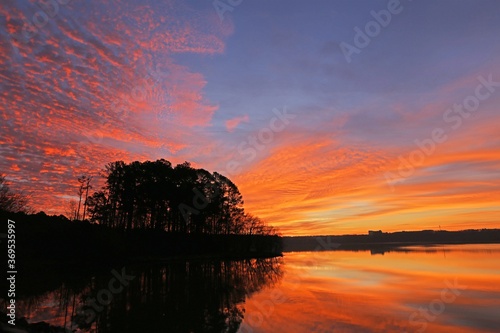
left=243, top=250, right=500, bottom=333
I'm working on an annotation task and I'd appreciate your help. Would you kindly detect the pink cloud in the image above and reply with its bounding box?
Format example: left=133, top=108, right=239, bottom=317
left=0, top=0, right=231, bottom=215
left=225, top=115, right=249, bottom=132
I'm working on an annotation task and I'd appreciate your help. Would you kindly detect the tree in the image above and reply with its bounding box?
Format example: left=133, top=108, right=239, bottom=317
left=82, top=176, right=93, bottom=221
left=240, top=213, right=277, bottom=236
left=65, top=199, right=78, bottom=220
left=86, top=190, right=109, bottom=224
left=75, top=175, right=92, bottom=220
left=0, top=175, right=31, bottom=213
left=241, top=214, right=264, bottom=235
left=83, top=159, right=272, bottom=236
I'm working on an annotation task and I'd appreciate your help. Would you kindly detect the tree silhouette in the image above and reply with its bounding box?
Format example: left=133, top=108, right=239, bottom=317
left=76, top=175, right=92, bottom=221
left=0, top=174, right=30, bottom=213
left=85, top=159, right=274, bottom=236
left=65, top=199, right=78, bottom=220
left=82, top=175, right=93, bottom=221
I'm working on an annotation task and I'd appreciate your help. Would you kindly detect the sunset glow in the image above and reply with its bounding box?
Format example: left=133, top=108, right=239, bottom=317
left=241, top=246, right=500, bottom=332
left=1, top=0, right=500, bottom=235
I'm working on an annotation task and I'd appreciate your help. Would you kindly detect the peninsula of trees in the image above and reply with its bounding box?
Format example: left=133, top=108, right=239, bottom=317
left=0, top=160, right=282, bottom=266
left=85, top=159, right=276, bottom=236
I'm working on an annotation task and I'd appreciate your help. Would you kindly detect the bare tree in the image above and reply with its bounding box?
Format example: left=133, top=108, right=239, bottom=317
left=0, top=175, right=31, bottom=213
left=76, top=175, right=92, bottom=220
left=76, top=179, right=84, bottom=220
left=65, top=199, right=78, bottom=220
left=82, top=176, right=93, bottom=221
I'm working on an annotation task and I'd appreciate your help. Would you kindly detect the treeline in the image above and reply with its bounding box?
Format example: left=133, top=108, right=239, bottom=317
left=283, top=229, right=500, bottom=252
left=0, top=161, right=282, bottom=263
left=0, top=175, right=30, bottom=213
left=0, top=210, right=282, bottom=270
left=85, top=159, right=276, bottom=236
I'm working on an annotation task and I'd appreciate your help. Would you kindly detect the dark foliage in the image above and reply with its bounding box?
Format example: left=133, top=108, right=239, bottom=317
left=0, top=257, right=283, bottom=333
left=0, top=210, right=282, bottom=274
left=86, top=159, right=277, bottom=236
left=0, top=174, right=30, bottom=213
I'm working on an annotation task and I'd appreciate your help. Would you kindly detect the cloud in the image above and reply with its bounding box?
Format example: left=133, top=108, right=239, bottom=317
left=0, top=0, right=230, bottom=214
left=225, top=114, right=249, bottom=132
left=1, top=0, right=499, bottom=234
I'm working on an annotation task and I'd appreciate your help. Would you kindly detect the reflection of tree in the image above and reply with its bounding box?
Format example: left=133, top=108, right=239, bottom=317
left=4, top=257, right=283, bottom=333
left=0, top=257, right=283, bottom=333
left=81, top=257, right=283, bottom=333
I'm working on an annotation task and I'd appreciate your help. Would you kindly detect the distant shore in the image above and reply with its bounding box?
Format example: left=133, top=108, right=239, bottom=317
left=283, top=229, right=500, bottom=252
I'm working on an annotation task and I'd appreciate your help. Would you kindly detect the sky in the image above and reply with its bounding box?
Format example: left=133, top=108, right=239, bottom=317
left=1, top=0, right=500, bottom=235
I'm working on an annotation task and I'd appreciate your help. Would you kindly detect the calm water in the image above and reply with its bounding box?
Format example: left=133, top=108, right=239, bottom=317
left=2, top=244, right=500, bottom=332
left=240, top=244, right=500, bottom=333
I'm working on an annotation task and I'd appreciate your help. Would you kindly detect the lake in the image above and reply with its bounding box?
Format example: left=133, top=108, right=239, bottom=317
left=2, top=244, right=499, bottom=332
left=240, top=244, right=500, bottom=333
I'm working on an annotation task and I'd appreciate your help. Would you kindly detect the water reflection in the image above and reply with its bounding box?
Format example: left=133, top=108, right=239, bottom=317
left=0, top=257, right=283, bottom=333
left=3, top=245, right=499, bottom=333
left=240, top=244, right=500, bottom=333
